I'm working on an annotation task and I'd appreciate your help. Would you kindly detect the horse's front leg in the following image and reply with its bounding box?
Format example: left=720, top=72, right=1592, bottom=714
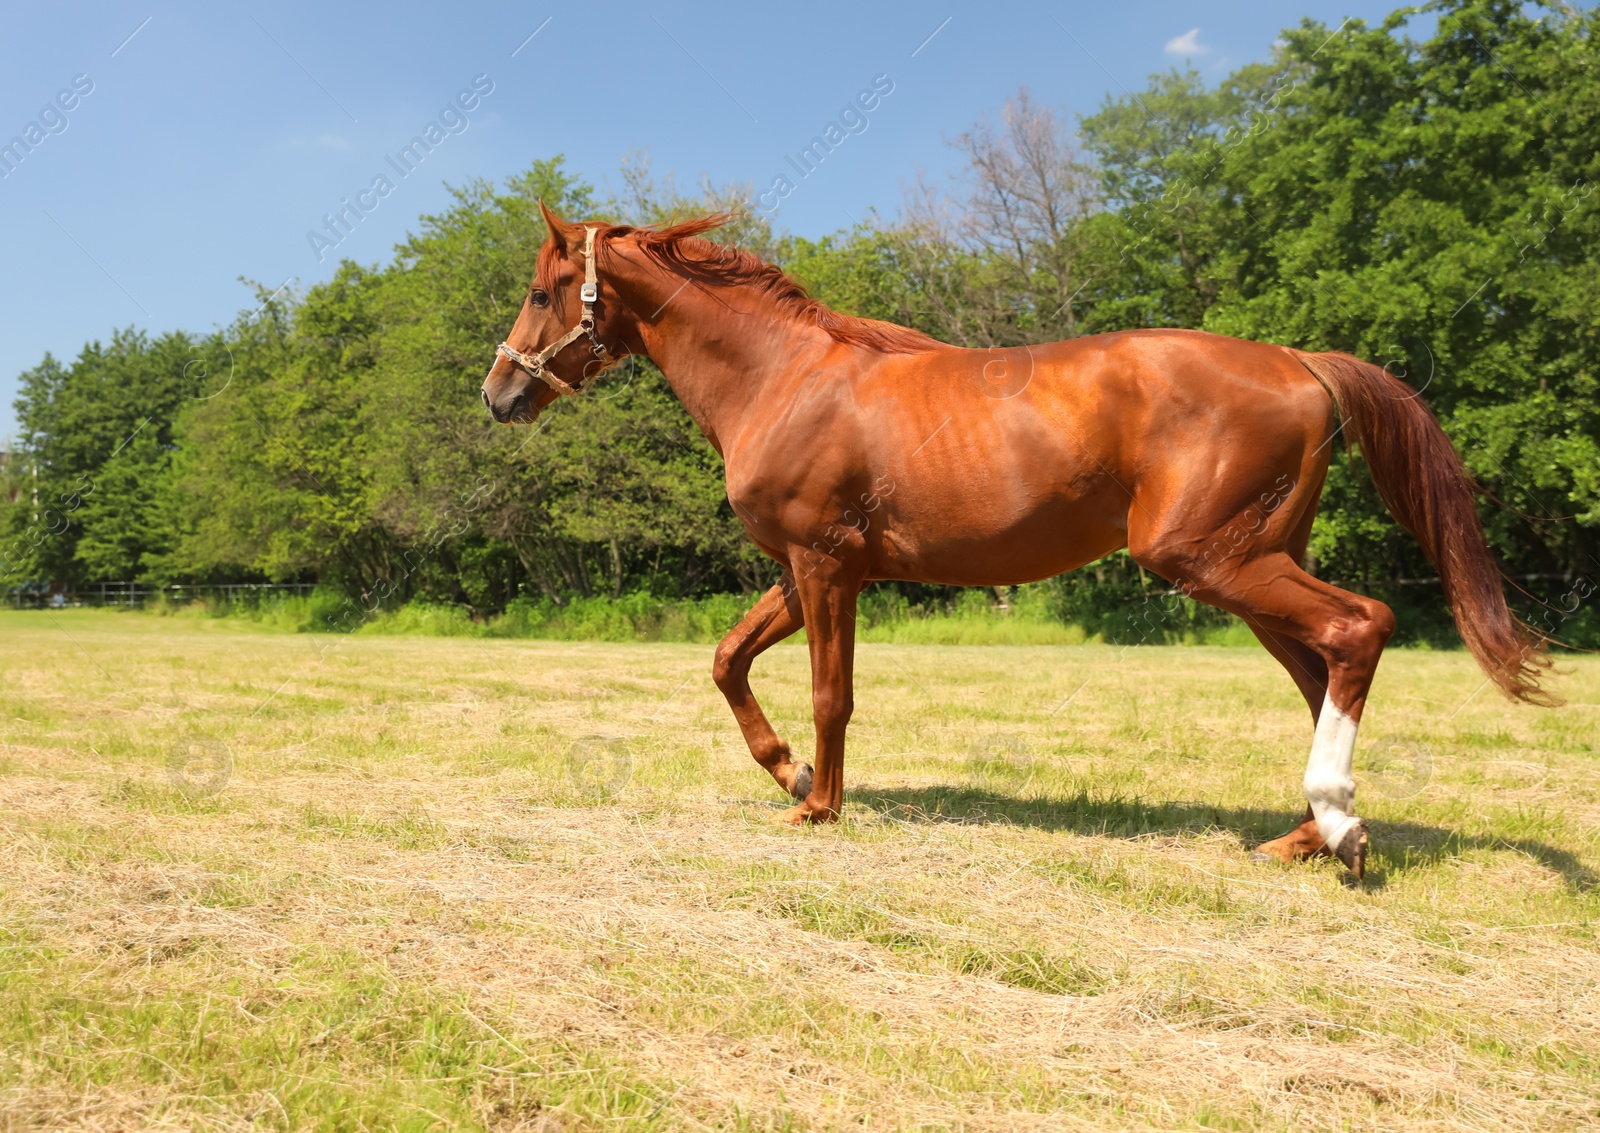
left=781, top=550, right=864, bottom=825
left=711, top=573, right=810, bottom=799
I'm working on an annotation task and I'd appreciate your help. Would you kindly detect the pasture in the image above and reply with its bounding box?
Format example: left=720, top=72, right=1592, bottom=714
left=2, top=610, right=1598, bottom=1131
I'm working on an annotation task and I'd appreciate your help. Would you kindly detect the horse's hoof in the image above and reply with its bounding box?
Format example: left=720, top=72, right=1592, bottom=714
left=772, top=802, right=811, bottom=826
left=773, top=802, right=839, bottom=826
left=790, top=762, right=814, bottom=801
left=1334, top=819, right=1369, bottom=878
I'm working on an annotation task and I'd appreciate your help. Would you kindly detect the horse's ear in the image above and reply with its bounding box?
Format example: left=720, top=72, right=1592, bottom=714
left=539, top=200, right=578, bottom=253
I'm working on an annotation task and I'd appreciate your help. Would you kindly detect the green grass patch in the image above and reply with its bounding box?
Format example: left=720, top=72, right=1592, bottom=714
left=0, top=929, right=675, bottom=1131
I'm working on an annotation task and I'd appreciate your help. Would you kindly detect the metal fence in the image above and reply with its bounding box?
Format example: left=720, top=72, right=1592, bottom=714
left=9, top=581, right=317, bottom=609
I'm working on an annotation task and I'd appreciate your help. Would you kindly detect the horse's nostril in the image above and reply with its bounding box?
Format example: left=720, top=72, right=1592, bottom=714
left=481, top=388, right=491, bottom=408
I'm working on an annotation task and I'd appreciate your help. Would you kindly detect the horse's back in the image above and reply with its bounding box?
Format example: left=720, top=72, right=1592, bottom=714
left=839, top=328, right=1337, bottom=584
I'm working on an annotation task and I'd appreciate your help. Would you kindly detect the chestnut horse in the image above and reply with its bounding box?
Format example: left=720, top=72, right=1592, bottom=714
left=482, top=207, right=1553, bottom=877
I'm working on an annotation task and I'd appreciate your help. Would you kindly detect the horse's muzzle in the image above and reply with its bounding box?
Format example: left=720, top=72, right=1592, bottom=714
left=482, top=385, right=529, bottom=425
left=483, top=369, right=540, bottom=422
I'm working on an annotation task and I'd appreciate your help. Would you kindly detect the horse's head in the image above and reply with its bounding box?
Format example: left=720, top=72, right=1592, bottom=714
left=481, top=202, right=629, bottom=424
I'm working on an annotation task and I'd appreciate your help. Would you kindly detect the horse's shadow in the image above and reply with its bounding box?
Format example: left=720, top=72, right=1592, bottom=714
left=849, top=784, right=1598, bottom=892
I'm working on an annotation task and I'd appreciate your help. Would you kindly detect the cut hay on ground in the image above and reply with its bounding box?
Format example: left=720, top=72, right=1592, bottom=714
left=2, top=611, right=1598, bottom=1130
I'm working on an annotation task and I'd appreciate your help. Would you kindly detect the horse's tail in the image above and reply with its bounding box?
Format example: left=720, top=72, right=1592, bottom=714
left=1294, top=350, right=1557, bottom=706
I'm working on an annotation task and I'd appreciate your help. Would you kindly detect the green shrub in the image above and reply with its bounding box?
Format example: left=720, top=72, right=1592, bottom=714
left=484, top=592, right=751, bottom=643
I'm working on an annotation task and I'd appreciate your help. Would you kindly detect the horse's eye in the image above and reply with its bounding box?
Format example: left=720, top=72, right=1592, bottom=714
left=529, top=289, right=549, bottom=308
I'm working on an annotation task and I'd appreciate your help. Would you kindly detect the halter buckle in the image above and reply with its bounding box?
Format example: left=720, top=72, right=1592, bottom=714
left=580, top=283, right=598, bottom=304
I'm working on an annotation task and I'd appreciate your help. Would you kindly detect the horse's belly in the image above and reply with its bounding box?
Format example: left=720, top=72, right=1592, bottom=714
left=870, top=490, right=1127, bottom=587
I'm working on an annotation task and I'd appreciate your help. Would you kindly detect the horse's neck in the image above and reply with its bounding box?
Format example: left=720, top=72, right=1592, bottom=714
left=609, top=253, right=832, bottom=453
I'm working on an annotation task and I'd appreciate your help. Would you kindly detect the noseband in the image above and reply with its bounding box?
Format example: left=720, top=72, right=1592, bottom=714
left=495, top=225, right=616, bottom=396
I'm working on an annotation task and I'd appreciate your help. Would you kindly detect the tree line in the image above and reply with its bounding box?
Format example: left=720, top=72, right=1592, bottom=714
left=5, top=0, right=1597, bottom=645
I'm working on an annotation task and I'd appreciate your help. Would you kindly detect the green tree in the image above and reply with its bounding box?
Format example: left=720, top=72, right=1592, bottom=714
left=1059, top=0, right=1597, bottom=640
left=4, top=329, right=197, bottom=589
left=1200, top=0, right=1600, bottom=587
left=161, top=156, right=758, bottom=608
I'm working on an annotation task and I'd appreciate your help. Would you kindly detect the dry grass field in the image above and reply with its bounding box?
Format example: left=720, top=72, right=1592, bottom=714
left=2, top=609, right=1599, bottom=1131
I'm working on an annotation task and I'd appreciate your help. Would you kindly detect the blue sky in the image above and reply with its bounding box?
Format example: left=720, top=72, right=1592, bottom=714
left=1, top=0, right=1422, bottom=437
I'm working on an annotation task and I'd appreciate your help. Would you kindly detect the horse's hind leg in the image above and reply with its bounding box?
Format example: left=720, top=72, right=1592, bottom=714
left=1246, top=478, right=1331, bottom=717
left=1246, top=627, right=1335, bottom=865
left=1244, top=501, right=1335, bottom=863
left=712, top=574, right=811, bottom=799
left=1139, top=548, right=1394, bottom=876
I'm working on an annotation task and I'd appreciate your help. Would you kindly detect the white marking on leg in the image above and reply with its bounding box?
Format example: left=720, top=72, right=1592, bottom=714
left=1304, top=691, right=1361, bottom=853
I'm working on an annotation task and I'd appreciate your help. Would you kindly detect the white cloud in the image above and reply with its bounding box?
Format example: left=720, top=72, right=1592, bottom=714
left=1164, top=28, right=1208, bottom=56
left=315, top=133, right=352, bottom=151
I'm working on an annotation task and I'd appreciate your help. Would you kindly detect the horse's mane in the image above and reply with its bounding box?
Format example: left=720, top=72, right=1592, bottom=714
left=537, top=214, right=947, bottom=355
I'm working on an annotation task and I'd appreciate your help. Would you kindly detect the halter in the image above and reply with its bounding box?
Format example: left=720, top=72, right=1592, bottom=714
left=495, top=226, right=615, bottom=396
